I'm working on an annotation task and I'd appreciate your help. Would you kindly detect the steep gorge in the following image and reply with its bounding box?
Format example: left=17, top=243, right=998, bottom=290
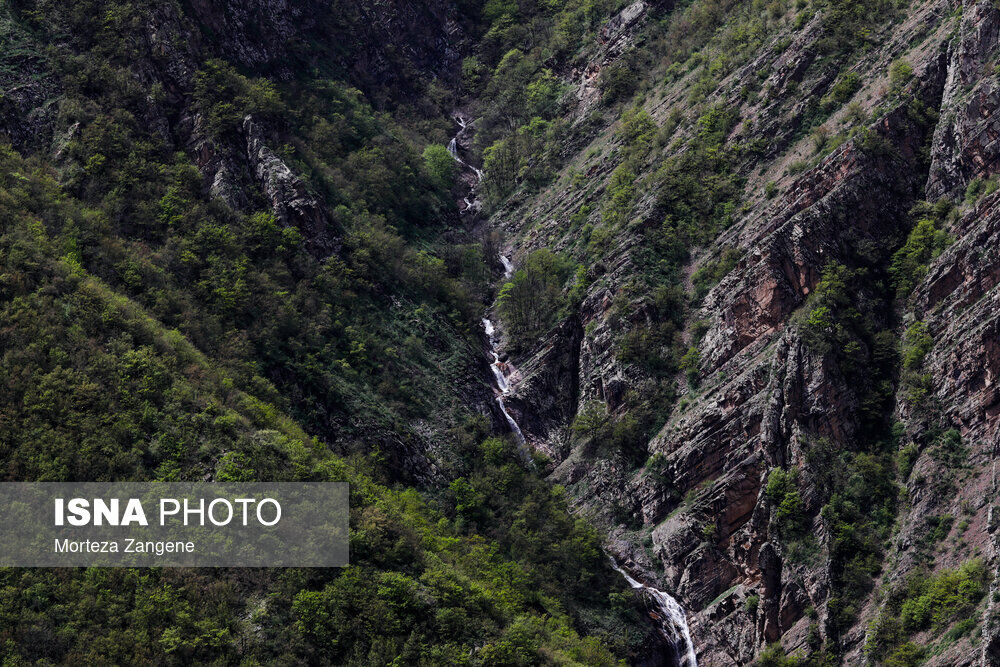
left=5, top=0, right=1000, bottom=664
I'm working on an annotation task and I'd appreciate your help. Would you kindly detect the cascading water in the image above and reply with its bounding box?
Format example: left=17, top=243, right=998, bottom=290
left=448, top=113, right=695, bottom=661
left=482, top=310, right=529, bottom=458
left=448, top=115, right=528, bottom=459
left=447, top=116, right=483, bottom=182
left=608, top=558, right=697, bottom=667
left=499, top=254, right=514, bottom=276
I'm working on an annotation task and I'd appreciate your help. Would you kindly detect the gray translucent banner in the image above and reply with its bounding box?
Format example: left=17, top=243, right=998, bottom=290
left=0, top=483, right=348, bottom=567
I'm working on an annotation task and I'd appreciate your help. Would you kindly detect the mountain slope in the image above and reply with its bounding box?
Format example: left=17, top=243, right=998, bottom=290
left=469, top=0, right=1000, bottom=663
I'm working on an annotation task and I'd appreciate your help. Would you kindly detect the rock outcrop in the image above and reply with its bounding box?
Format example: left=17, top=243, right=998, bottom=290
left=243, top=115, right=339, bottom=255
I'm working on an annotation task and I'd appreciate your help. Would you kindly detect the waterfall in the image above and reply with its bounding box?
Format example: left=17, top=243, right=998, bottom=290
left=482, top=314, right=529, bottom=456
left=608, top=557, right=697, bottom=667
left=499, top=254, right=514, bottom=278
left=448, top=109, right=695, bottom=663
left=449, top=115, right=529, bottom=459
left=447, top=115, right=484, bottom=193
left=481, top=252, right=526, bottom=453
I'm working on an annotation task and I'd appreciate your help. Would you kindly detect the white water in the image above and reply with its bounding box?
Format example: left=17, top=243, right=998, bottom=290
left=448, top=116, right=528, bottom=457
left=499, top=254, right=514, bottom=278
left=449, top=110, right=696, bottom=664
left=482, top=314, right=528, bottom=454
left=608, top=558, right=697, bottom=667
left=448, top=109, right=695, bottom=664
left=447, top=118, right=484, bottom=183
left=482, top=252, right=524, bottom=451
left=482, top=250, right=526, bottom=455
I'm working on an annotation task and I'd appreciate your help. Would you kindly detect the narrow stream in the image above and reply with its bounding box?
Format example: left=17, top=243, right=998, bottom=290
left=447, top=113, right=696, bottom=665
left=447, top=115, right=483, bottom=181
left=481, top=256, right=528, bottom=458
left=447, top=114, right=527, bottom=457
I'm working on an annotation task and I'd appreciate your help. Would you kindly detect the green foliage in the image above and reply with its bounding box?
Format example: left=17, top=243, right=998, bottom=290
left=462, top=55, right=487, bottom=92
left=883, top=643, right=924, bottom=667
left=600, top=63, right=639, bottom=103
left=601, top=165, right=637, bottom=229
left=822, top=452, right=898, bottom=635
left=896, top=442, right=919, bottom=479
left=929, top=428, right=966, bottom=467
left=889, top=59, right=914, bottom=90
left=823, top=72, right=862, bottom=109
left=765, top=468, right=806, bottom=538
left=900, top=322, right=934, bottom=409
left=680, top=346, right=701, bottom=387
left=889, top=219, right=950, bottom=297
left=799, top=263, right=863, bottom=355
left=496, top=249, right=575, bottom=349
left=616, top=105, right=657, bottom=154
left=755, top=643, right=802, bottom=666
left=813, top=0, right=899, bottom=55
left=692, top=247, right=741, bottom=300
left=0, top=4, right=642, bottom=658
left=965, top=176, right=1000, bottom=203
left=865, top=559, right=987, bottom=662
left=901, top=322, right=932, bottom=372
left=481, top=117, right=559, bottom=205
left=423, top=144, right=457, bottom=190
left=653, top=105, right=742, bottom=249
left=572, top=401, right=612, bottom=442
left=193, top=59, right=285, bottom=138
left=798, top=263, right=897, bottom=429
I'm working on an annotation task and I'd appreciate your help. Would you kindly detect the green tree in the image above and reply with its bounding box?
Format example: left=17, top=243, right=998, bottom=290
left=889, top=218, right=950, bottom=297
left=496, top=249, right=574, bottom=346
left=423, top=144, right=457, bottom=190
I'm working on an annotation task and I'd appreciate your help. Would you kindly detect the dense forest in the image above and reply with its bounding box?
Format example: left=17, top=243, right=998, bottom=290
left=4, top=0, right=1000, bottom=664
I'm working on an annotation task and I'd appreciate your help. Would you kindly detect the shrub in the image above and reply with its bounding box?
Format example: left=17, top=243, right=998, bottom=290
left=889, top=59, right=914, bottom=90
left=826, top=71, right=862, bottom=107
left=616, top=105, right=657, bottom=147
left=896, top=442, right=919, bottom=479
left=884, top=642, right=924, bottom=667
left=601, top=165, right=637, bottom=228
left=192, top=60, right=285, bottom=137
left=756, top=643, right=802, bottom=666
left=889, top=219, right=950, bottom=297
left=679, top=346, right=701, bottom=386
left=422, top=144, right=457, bottom=190
left=900, top=322, right=934, bottom=408
left=866, top=559, right=986, bottom=661
left=600, top=63, right=638, bottom=103
left=898, top=559, right=987, bottom=632
left=691, top=247, right=741, bottom=301
left=765, top=468, right=806, bottom=537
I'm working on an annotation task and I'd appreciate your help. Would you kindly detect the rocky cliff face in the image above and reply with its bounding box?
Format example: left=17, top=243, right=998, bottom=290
left=486, top=0, right=1000, bottom=663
